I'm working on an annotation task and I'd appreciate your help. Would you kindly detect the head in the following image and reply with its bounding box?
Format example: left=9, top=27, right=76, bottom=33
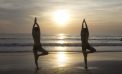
left=82, top=28, right=87, bottom=31
left=34, top=27, right=39, bottom=32
left=82, top=28, right=88, bottom=34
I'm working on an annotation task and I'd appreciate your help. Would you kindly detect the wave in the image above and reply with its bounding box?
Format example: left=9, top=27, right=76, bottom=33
left=0, top=43, right=122, bottom=47
left=0, top=37, right=121, bottom=41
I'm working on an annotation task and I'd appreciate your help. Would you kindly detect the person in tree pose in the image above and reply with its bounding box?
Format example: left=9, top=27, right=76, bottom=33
left=81, top=19, right=96, bottom=70
left=32, top=17, right=48, bottom=70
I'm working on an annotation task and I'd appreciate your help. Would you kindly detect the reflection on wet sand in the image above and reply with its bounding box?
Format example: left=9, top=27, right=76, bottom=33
left=56, top=52, right=68, bottom=67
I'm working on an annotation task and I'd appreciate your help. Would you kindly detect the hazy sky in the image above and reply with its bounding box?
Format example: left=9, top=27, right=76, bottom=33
left=0, top=0, right=122, bottom=35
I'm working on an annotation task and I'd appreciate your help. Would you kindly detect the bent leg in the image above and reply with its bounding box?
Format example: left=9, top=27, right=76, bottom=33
left=38, top=46, right=48, bottom=55
left=87, top=43, right=96, bottom=53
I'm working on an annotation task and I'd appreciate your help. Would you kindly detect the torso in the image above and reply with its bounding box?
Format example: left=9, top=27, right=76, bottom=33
left=32, top=27, right=40, bottom=45
left=81, top=28, right=89, bottom=42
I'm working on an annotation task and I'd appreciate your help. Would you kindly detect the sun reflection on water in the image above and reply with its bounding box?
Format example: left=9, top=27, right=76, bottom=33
left=55, top=34, right=68, bottom=67
left=55, top=46, right=67, bottom=51
left=57, top=40, right=65, bottom=44
left=58, top=33, right=66, bottom=39
left=57, top=33, right=66, bottom=44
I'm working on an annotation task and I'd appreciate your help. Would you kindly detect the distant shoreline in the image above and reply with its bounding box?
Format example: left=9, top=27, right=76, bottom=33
left=0, top=51, right=122, bottom=53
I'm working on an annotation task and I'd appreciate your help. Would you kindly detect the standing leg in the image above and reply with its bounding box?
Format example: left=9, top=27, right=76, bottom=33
left=33, top=47, right=39, bottom=70
left=83, top=49, right=88, bottom=70
left=34, top=54, right=39, bottom=70
left=82, top=42, right=88, bottom=70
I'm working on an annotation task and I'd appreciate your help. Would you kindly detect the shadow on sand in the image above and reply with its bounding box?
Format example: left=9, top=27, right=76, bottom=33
left=1, top=60, right=122, bottom=74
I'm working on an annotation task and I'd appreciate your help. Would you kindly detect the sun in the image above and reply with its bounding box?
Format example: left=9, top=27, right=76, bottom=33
left=52, top=9, right=70, bottom=25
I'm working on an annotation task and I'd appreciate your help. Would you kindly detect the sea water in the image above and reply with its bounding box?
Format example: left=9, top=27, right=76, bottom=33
left=0, top=33, right=122, bottom=52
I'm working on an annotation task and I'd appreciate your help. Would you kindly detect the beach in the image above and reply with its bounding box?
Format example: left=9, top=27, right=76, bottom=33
left=0, top=0, right=122, bottom=74
left=0, top=34, right=122, bottom=74
left=0, top=51, right=122, bottom=74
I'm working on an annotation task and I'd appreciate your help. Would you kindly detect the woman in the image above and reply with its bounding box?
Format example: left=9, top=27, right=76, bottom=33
left=32, top=17, right=48, bottom=70
left=81, top=19, right=96, bottom=70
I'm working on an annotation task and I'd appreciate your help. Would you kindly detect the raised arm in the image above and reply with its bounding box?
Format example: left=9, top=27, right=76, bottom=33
left=84, top=19, right=89, bottom=31
left=32, top=18, right=36, bottom=36
left=34, top=17, right=40, bottom=27
left=84, top=19, right=89, bottom=37
left=32, top=17, right=37, bottom=31
left=34, top=17, right=40, bottom=30
left=82, top=19, right=85, bottom=29
left=32, top=17, right=40, bottom=35
left=81, top=19, right=85, bottom=34
left=81, top=19, right=89, bottom=35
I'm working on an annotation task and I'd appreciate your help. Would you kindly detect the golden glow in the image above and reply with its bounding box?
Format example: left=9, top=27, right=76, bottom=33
left=58, top=33, right=65, bottom=36
left=52, top=9, right=70, bottom=25
left=57, top=52, right=67, bottom=67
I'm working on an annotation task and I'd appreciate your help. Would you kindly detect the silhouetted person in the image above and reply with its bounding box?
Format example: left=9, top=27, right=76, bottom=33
left=32, top=17, right=48, bottom=70
left=81, top=19, right=96, bottom=70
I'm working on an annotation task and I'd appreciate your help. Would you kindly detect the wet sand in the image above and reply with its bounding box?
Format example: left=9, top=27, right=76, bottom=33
left=0, top=52, right=122, bottom=74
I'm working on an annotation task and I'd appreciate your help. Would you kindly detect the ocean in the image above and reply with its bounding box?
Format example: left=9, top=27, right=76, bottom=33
left=0, top=33, right=122, bottom=52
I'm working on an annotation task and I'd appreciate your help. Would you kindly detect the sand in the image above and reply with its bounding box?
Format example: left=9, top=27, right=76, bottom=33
left=0, top=52, right=122, bottom=74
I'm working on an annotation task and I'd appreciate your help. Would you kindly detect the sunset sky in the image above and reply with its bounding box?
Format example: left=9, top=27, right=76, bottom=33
left=0, top=0, right=122, bottom=35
